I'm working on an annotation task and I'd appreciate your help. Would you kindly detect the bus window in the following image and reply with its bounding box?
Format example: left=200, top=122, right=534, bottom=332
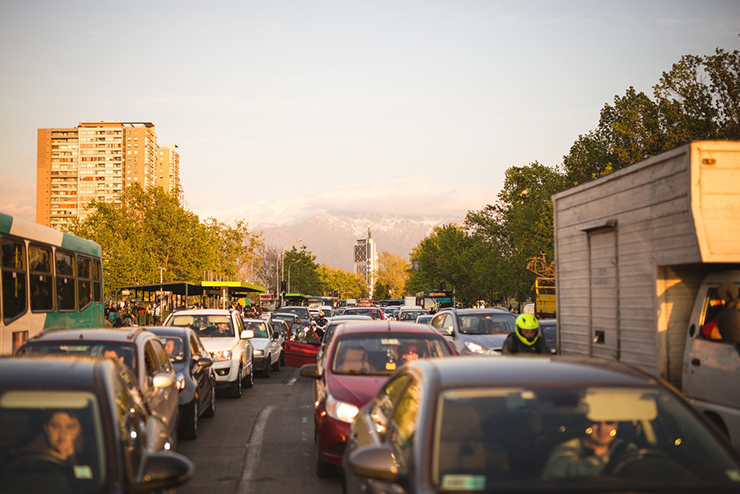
left=78, top=255, right=92, bottom=310
left=93, top=258, right=102, bottom=303
left=1, top=238, right=28, bottom=323
left=55, top=250, right=76, bottom=312
left=30, top=244, right=53, bottom=312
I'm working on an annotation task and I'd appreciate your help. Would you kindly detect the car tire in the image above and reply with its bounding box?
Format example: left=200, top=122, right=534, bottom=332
left=229, top=366, right=243, bottom=399
left=316, top=450, right=335, bottom=478
left=181, top=399, right=198, bottom=440
left=271, top=354, right=281, bottom=371
left=261, top=357, right=271, bottom=378
left=203, top=382, right=216, bottom=418
left=243, top=363, right=254, bottom=389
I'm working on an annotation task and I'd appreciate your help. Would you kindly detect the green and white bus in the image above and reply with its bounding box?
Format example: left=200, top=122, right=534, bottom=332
left=0, top=212, right=104, bottom=354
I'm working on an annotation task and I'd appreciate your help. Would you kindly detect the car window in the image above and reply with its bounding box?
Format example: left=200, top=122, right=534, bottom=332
left=331, top=334, right=451, bottom=375
left=151, top=338, right=173, bottom=373
left=165, top=314, right=235, bottom=338
left=159, top=336, right=186, bottom=363
left=0, top=390, right=106, bottom=491
left=388, top=378, right=420, bottom=464
left=17, top=341, right=138, bottom=375
left=247, top=322, right=270, bottom=338
left=371, top=374, right=412, bottom=441
left=457, top=313, right=516, bottom=334
left=431, top=314, right=444, bottom=329
left=143, top=342, right=159, bottom=382
left=118, top=366, right=150, bottom=478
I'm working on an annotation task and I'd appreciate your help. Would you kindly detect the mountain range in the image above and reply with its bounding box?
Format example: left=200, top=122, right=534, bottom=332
left=254, top=211, right=463, bottom=271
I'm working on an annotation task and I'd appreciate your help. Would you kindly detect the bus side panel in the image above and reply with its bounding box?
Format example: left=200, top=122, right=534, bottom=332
left=43, top=303, right=104, bottom=330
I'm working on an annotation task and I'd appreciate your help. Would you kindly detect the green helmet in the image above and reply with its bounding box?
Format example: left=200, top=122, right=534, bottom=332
left=515, top=314, right=540, bottom=346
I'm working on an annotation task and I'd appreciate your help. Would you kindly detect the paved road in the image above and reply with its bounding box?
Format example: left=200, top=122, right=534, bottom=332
left=178, top=365, right=342, bottom=494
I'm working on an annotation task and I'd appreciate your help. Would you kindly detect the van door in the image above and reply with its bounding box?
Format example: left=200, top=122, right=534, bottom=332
left=684, top=282, right=740, bottom=446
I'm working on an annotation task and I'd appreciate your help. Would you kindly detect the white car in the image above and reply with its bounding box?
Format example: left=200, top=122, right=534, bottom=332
left=244, top=318, right=282, bottom=378
left=164, top=309, right=255, bottom=398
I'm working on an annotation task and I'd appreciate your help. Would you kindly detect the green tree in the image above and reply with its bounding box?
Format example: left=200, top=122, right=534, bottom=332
left=318, top=265, right=368, bottom=299
left=375, top=251, right=409, bottom=298
left=283, top=246, right=322, bottom=295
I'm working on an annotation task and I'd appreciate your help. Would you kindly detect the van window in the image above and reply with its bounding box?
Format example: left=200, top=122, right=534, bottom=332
left=1, top=238, right=28, bottom=323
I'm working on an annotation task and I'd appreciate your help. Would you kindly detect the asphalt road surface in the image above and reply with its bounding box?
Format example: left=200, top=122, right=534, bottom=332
left=178, top=364, right=342, bottom=494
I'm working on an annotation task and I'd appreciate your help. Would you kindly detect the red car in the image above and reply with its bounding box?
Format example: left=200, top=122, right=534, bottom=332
left=342, top=306, right=386, bottom=320
left=299, top=321, right=455, bottom=477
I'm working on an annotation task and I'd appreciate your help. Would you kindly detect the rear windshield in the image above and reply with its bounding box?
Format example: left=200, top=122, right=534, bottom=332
left=277, top=307, right=309, bottom=318
left=344, top=308, right=383, bottom=320
left=18, top=341, right=138, bottom=374
left=331, top=333, right=450, bottom=375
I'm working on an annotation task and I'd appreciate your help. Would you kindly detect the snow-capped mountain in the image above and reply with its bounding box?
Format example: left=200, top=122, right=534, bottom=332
left=254, top=211, right=463, bottom=270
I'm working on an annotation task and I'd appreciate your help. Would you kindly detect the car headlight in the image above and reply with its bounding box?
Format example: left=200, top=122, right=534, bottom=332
left=464, top=341, right=486, bottom=354
left=176, top=372, right=186, bottom=390
left=326, top=394, right=359, bottom=424
left=211, top=350, right=233, bottom=362
left=253, top=349, right=264, bottom=357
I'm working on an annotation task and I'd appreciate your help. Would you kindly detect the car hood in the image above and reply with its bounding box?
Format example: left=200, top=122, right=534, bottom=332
left=326, top=373, right=388, bottom=408
left=200, top=338, right=238, bottom=353
left=458, top=333, right=509, bottom=350
left=251, top=338, right=270, bottom=351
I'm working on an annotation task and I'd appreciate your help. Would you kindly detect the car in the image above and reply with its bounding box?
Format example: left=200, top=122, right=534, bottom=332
left=163, top=309, right=255, bottom=399
left=318, top=305, right=334, bottom=317
left=16, top=328, right=180, bottom=446
left=300, top=321, right=456, bottom=478
left=430, top=308, right=516, bottom=355
left=146, top=326, right=217, bottom=440
left=333, top=307, right=347, bottom=316
left=283, top=315, right=372, bottom=368
left=276, top=306, right=312, bottom=325
left=344, top=356, right=740, bottom=494
left=397, top=306, right=429, bottom=322
left=538, top=318, right=557, bottom=354
left=244, top=318, right=281, bottom=377
left=342, top=306, right=386, bottom=320
left=270, top=318, right=289, bottom=364
left=0, top=355, right=193, bottom=493
left=415, top=314, right=434, bottom=325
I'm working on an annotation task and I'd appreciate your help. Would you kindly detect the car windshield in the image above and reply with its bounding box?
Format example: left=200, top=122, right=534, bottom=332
left=344, top=308, right=383, bottom=320
left=278, top=308, right=309, bottom=318
left=158, top=336, right=186, bottom=363
left=165, top=314, right=235, bottom=338
left=433, top=386, right=740, bottom=491
left=457, top=313, right=515, bottom=334
left=272, top=313, right=296, bottom=322
left=0, top=390, right=106, bottom=493
left=399, top=310, right=428, bottom=321
left=17, top=342, right=138, bottom=374
left=245, top=322, right=269, bottom=339
left=331, top=334, right=450, bottom=375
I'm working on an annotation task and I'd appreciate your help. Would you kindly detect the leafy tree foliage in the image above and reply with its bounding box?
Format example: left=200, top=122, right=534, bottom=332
left=375, top=251, right=409, bottom=298
left=319, top=265, right=368, bottom=299
left=283, top=246, right=322, bottom=295
left=69, top=184, right=261, bottom=297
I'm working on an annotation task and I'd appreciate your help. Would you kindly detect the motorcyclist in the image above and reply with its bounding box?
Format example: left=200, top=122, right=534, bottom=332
left=502, top=314, right=551, bottom=355
left=314, top=311, right=328, bottom=340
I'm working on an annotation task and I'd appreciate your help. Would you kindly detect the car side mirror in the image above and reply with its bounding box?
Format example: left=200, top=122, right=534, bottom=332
left=347, top=444, right=406, bottom=483
left=241, top=329, right=255, bottom=339
left=152, top=373, right=175, bottom=390
left=442, top=326, right=454, bottom=336
left=133, top=452, right=194, bottom=492
left=299, top=364, right=320, bottom=379
left=197, top=356, right=213, bottom=369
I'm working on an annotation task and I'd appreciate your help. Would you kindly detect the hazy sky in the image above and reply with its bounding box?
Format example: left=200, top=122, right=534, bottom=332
left=1, top=0, right=738, bottom=227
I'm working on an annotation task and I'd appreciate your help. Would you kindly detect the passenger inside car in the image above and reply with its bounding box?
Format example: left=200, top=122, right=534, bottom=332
left=337, top=346, right=374, bottom=373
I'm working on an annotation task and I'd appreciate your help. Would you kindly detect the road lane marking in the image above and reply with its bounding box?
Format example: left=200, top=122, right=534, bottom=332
left=237, top=404, right=274, bottom=494
left=287, top=377, right=297, bottom=386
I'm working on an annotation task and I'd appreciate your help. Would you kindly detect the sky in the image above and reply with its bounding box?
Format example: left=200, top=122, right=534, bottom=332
left=1, top=0, right=739, bottom=228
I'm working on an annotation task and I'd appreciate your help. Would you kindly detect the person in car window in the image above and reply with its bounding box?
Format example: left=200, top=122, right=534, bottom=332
left=541, top=420, right=636, bottom=479
left=400, top=343, right=421, bottom=363
left=502, top=315, right=551, bottom=355
left=24, top=410, right=83, bottom=464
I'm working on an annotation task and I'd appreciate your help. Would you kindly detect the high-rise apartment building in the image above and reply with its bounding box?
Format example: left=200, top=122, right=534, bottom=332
left=354, top=230, right=378, bottom=297
left=156, top=144, right=180, bottom=193
left=36, top=121, right=178, bottom=229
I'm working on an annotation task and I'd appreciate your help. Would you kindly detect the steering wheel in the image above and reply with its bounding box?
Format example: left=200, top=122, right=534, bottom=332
left=602, top=447, right=671, bottom=476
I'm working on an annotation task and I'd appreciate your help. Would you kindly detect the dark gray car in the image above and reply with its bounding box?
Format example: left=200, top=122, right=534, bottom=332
left=430, top=308, right=516, bottom=355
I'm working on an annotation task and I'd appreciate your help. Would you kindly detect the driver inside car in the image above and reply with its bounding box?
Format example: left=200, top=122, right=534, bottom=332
left=541, top=420, right=637, bottom=479
left=24, top=410, right=83, bottom=464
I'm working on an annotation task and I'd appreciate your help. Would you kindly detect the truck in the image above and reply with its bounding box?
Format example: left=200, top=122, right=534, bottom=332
left=553, top=141, right=740, bottom=450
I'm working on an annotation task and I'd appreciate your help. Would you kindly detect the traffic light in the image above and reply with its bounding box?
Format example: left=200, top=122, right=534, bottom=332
left=280, top=281, right=287, bottom=293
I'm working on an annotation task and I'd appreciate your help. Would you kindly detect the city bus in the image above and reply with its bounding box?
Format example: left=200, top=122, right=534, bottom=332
left=415, top=290, right=455, bottom=312
left=0, top=212, right=104, bottom=354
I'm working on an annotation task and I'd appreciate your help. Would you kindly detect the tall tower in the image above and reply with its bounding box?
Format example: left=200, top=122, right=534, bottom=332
left=36, top=121, right=177, bottom=229
left=156, top=144, right=180, bottom=193
left=353, top=229, right=378, bottom=297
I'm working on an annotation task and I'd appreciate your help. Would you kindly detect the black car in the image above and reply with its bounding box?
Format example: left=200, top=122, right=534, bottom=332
left=146, top=326, right=216, bottom=440
left=344, top=356, right=740, bottom=494
left=0, top=355, right=193, bottom=493
left=538, top=318, right=557, bottom=354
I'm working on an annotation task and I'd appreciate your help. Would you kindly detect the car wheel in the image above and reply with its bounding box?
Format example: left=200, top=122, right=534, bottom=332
left=271, top=353, right=281, bottom=371
left=261, top=357, right=271, bottom=378
left=181, top=399, right=198, bottom=440
left=316, top=450, right=335, bottom=478
left=229, top=366, right=242, bottom=399
left=243, top=362, right=254, bottom=389
left=203, top=382, right=216, bottom=418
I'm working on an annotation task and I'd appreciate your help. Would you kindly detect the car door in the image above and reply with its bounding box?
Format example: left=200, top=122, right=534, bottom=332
left=233, top=315, right=250, bottom=376
left=284, top=325, right=321, bottom=368
left=149, top=339, right=178, bottom=429
left=190, top=333, right=211, bottom=407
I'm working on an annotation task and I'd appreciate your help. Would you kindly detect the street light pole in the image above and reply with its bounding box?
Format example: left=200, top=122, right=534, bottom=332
left=287, top=261, right=300, bottom=293
left=280, top=238, right=302, bottom=308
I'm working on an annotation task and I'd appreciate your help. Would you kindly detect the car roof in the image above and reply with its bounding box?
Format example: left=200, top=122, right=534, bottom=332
left=439, top=308, right=513, bottom=315
left=243, top=318, right=267, bottom=323
left=142, top=326, right=192, bottom=337
left=334, top=321, right=442, bottom=336
left=410, top=356, right=659, bottom=389
left=0, top=355, right=110, bottom=389
left=167, top=309, right=233, bottom=315
left=329, top=315, right=373, bottom=321
left=26, top=327, right=154, bottom=343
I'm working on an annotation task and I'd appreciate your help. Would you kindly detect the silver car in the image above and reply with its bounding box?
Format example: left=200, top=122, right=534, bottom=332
left=430, top=308, right=516, bottom=355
